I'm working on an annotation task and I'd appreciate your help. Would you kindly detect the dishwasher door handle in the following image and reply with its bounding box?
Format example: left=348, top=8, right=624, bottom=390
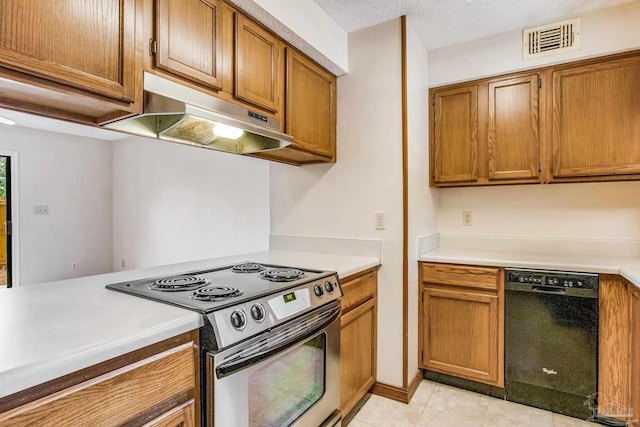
left=531, top=286, right=567, bottom=294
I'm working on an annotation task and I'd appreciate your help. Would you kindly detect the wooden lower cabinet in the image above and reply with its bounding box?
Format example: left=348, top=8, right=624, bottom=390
left=339, top=269, right=378, bottom=416
left=0, top=332, right=198, bottom=427
left=419, top=262, right=504, bottom=387
left=599, top=275, right=640, bottom=422
left=630, top=286, right=640, bottom=423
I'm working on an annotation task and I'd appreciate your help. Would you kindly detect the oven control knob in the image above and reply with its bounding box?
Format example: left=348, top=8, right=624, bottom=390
left=230, top=310, right=246, bottom=330
left=250, top=304, right=266, bottom=322
left=324, top=281, right=335, bottom=293
left=314, top=284, right=324, bottom=297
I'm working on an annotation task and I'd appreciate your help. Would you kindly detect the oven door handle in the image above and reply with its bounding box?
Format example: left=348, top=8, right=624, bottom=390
left=216, top=305, right=341, bottom=378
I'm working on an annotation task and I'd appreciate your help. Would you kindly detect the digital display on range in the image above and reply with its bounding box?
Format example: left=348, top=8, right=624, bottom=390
left=283, top=292, right=297, bottom=303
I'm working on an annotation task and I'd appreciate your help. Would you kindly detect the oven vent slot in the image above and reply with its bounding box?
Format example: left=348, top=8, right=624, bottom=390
left=523, top=18, right=581, bottom=59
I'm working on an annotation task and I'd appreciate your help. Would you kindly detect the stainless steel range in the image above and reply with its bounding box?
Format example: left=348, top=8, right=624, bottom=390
left=106, top=262, right=343, bottom=427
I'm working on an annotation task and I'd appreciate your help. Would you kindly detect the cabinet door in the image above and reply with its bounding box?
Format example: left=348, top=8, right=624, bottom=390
left=286, top=49, right=337, bottom=159
left=0, top=0, right=135, bottom=102
left=598, top=275, right=631, bottom=411
left=235, top=14, right=282, bottom=112
left=432, top=86, right=478, bottom=183
left=552, top=56, right=640, bottom=178
left=340, top=298, right=376, bottom=415
left=488, top=75, right=540, bottom=180
left=156, top=0, right=223, bottom=90
left=422, top=287, right=499, bottom=385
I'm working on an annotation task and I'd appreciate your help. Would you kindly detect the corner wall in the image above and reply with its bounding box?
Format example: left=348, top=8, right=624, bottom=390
left=270, top=19, right=405, bottom=387
left=405, top=21, right=438, bottom=382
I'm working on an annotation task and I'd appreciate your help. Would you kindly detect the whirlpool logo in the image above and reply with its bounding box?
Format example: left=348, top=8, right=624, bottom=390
left=542, top=367, right=557, bottom=375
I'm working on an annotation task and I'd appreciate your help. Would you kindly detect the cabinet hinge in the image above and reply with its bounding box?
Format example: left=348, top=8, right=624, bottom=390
left=5, top=220, right=11, bottom=236
left=149, top=39, right=157, bottom=56
left=421, top=350, right=424, bottom=362
left=432, top=96, right=435, bottom=106
left=538, top=79, right=542, bottom=88
left=538, top=161, right=542, bottom=173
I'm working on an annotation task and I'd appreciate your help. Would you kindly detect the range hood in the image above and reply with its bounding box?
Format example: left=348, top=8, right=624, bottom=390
left=104, top=72, right=293, bottom=155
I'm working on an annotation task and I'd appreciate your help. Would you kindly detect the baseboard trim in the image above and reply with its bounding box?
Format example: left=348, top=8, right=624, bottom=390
left=371, top=370, right=423, bottom=404
left=407, top=369, right=422, bottom=400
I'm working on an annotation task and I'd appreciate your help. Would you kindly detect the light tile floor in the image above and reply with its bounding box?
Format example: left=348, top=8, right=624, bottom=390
left=348, top=380, right=596, bottom=427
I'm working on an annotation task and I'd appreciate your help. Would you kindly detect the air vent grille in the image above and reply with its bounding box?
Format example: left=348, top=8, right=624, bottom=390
left=523, top=18, right=581, bottom=59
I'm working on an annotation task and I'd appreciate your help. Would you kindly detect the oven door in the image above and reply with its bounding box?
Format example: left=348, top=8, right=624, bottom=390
left=208, top=301, right=341, bottom=427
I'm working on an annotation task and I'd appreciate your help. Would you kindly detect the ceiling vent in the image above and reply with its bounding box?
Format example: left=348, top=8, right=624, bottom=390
left=523, top=18, right=581, bottom=60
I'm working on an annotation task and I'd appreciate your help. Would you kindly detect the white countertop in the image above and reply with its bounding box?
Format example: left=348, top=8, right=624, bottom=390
left=0, top=250, right=379, bottom=399
left=420, top=247, right=640, bottom=289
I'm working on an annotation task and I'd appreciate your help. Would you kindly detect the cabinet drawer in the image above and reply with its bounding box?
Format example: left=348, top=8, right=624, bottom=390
left=421, top=263, right=499, bottom=291
left=341, top=272, right=377, bottom=313
left=0, top=343, right=195, bottom=426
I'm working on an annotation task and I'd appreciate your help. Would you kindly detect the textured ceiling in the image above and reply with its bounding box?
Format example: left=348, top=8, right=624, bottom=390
left=312, top=0, right=637, bottom=50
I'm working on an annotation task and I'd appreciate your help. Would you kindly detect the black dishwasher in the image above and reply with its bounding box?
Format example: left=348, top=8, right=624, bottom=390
left=505, top=268, right=598, bottom=420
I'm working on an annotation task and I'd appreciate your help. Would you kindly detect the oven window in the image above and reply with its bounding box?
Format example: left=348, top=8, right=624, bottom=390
left=249, top=333, right=326, bottom=426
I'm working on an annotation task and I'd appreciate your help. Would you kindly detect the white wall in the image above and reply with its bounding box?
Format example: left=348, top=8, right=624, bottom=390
left=112, top=137, right=270, bottom=270
left=430, top=1, right=640, bottom=243
left=428, top=1, right=640, bottom=86
left=270, top=19, right=405, bottom=387
left=0, top=125, right=113, bottom=285
left=406, top=21, right=439, bottom=383
left=438, top=181, right=640, bottom=240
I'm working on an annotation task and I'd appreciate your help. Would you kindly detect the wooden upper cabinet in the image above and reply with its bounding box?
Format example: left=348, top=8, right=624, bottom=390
left=431, top=51, right=640, bottom=187
left=552, top=55, right=640, bottom=179
left=155, top=0, right=223, bottom=90
left=0, top=0, right=136, bottom=102
left=432, top=85, right=478, bottom=183
left=488, top=74, right=540, bottom=180
left=286, top=49, right=337, bottom=159
left=235, top=14, right=283, bottom=112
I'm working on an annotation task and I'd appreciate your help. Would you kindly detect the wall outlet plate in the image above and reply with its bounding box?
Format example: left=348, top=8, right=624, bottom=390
left=34, top=205, right=49, bottom=215
left=462, top=211, right=472, bottom=226
left=376, top=212, right=386, bottom=230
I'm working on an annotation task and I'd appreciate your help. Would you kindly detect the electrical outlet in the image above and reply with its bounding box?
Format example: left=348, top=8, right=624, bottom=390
left=34, top=205, right=49, bottom=215
left=375, top=212, right=386, bottom=230
left=121, top=259, right=126, bottom=268
left=462, top=211, right=473, bottom=226
left=71, top=262, right=78, bottom=271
